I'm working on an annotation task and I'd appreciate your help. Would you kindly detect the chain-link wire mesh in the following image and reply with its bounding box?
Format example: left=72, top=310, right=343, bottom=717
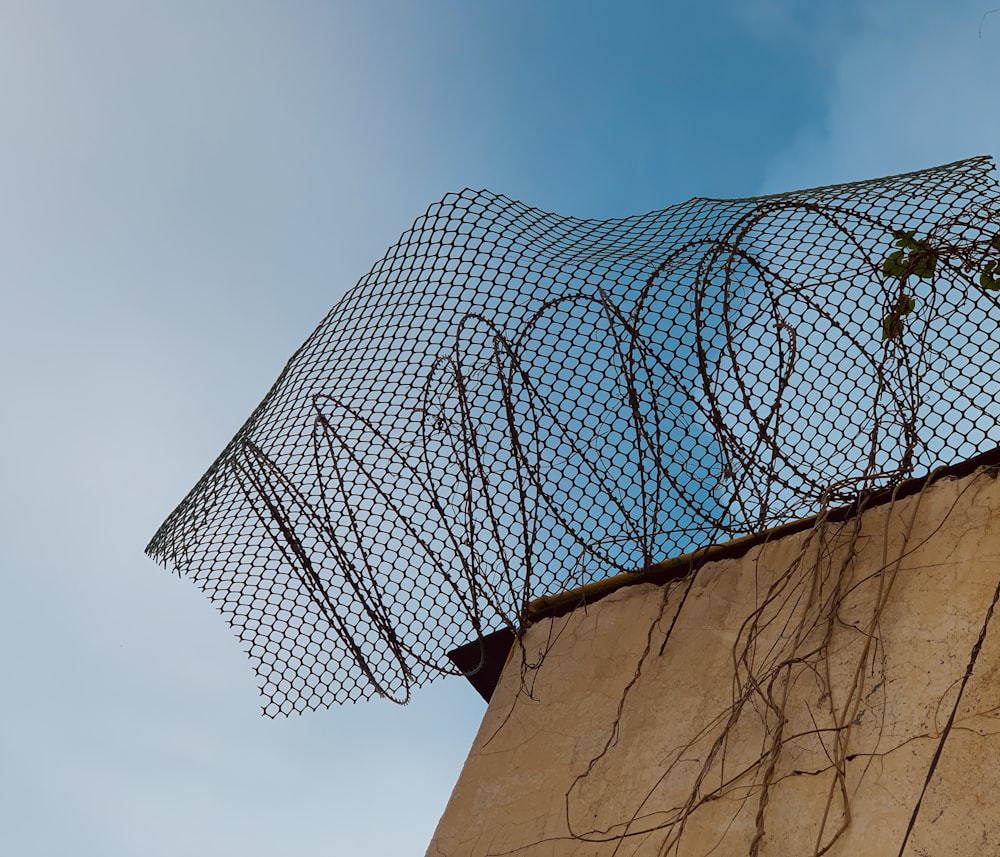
left=147, top=156, right=1000, bottom=716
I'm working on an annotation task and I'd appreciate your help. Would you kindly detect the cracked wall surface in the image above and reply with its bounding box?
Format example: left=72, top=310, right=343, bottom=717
left=426, top=465, right=1000, bottom=857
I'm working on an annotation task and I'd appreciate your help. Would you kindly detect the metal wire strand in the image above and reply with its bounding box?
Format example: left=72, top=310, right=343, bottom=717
left=146, top=156, right=1000, bottom=716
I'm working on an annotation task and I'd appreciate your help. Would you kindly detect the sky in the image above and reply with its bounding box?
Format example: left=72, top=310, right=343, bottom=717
left=1, top=1, right=997, bottom=854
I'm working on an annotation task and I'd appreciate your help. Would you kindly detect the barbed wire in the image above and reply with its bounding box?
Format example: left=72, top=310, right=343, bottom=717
left=147, top=156, right=1000, bottom=716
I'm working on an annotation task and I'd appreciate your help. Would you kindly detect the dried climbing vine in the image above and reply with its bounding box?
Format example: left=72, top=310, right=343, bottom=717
left=485, top=468, right=1000, bottom=857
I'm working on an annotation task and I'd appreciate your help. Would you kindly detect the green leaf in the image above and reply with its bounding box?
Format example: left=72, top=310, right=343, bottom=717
left=980, top=271, right=1000, bottom=291
left=990, top=234, right=1000, bottom=252
left=911, top=252, right=937, bottom=279
left=882, top=314, right=905, bottom=341
left=897, top=294, right=916, bottom=315
left=882, top=250, right=907, bottom=277
left=881, top=230, right=937, bottom=280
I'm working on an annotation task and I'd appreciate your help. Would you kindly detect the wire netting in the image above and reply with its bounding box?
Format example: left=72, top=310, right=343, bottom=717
left=147, top=156, right=1000, bottom=716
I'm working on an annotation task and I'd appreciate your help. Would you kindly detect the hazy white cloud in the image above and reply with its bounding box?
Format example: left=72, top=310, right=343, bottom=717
left=731, top=0, right=861, bottom=58
left=760, top=0, right=1000, bottom=192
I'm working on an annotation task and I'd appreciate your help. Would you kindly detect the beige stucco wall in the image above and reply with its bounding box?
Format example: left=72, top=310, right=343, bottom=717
left=426, top=464, right=1000, bottom=857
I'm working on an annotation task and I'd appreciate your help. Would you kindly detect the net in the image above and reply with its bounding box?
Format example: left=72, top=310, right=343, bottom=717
left=147, top=156, right=1000, bottom=716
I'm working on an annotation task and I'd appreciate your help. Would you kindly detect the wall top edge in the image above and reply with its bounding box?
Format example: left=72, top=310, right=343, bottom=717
left=525, top=445, right=1000, bottom=626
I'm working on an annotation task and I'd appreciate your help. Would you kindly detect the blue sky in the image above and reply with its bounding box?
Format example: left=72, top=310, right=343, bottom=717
left=1, top=1, right=997, bottom=854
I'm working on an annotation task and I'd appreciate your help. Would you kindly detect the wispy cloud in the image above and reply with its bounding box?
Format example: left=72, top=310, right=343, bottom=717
left=760, top=0, right=1000, bottom=192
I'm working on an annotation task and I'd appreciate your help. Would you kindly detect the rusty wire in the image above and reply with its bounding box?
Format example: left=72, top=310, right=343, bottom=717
left=146, top=156, right=1000, bottom=716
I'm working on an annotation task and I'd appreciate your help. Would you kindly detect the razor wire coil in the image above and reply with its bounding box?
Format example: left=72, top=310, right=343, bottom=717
left=147, top=156, right=1000, bottom=716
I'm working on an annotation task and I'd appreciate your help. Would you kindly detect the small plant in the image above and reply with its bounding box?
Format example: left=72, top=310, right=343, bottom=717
left=881, top=293, right=916, bottom=342
left=881, top=231, right=939, bottom=280
left=978, top=235, right=1000, bottom=291
left=878, top=231, right=1000, bottom=341
left=879, top=231, right=937, bottom=342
